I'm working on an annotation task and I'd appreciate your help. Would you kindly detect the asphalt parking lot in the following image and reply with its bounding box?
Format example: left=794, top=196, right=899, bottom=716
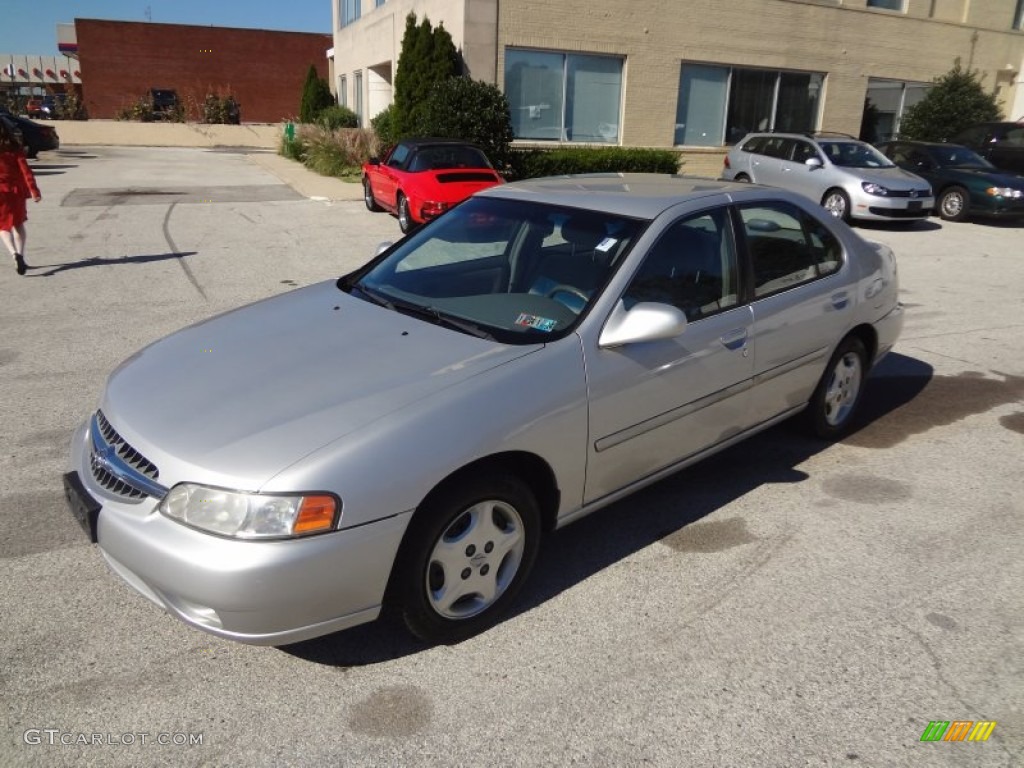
left=1, top=146, right=1021, bottom=768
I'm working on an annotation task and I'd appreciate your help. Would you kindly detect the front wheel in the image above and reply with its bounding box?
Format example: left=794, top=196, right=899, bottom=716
left=393, top=474, right=541, bottom=644
left=806, top=336, right=867, bottom=439
left=937, top=186, right=969, bottom=222
left=397, top=193, right=415, bottom=234
left=822, top=188, right=851, bottom=223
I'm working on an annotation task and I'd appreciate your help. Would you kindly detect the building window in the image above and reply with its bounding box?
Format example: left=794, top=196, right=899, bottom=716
left=866, top=0, right=904, bottom=11
left=339, top=75, right=347, bottom=107
left=675, top=65, right=823, bottom=146
left=376, top=0, right=387, bottom=6
left=860, top=78, right=930, bottom=143
left=1015, top=0, right=1024, bottom=29
left=341, top=0, right=361, bottom=27
left=505, top=48, right=623, bottom=143
left=354, top=70, right=363, bottom=125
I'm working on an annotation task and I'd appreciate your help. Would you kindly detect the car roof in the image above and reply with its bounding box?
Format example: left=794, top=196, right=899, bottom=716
left=478, top=173, right=760, bottom=219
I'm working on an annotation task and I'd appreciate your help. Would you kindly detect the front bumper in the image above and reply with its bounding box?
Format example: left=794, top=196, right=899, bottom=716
left=67, top=419, right=411, bottom=645
left=852, top=193, right=934, bottom=221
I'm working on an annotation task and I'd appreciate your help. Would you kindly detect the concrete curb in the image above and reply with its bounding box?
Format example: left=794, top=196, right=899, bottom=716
left=245, top=153, right=364, bottom=202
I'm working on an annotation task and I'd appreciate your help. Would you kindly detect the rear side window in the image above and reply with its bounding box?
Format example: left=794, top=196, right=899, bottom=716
left=999, top=127, right=1024, bottom=147
left=742, top=136, right=767, bottom=153
left=739, top=203, right=843, bottom=297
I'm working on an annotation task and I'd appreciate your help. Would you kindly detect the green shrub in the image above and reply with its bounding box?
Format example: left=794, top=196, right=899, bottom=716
left=371, top=105, right=396, bottom=152
left=317, top=104, right=358, bottom=130
left=393, top=13, right=460, bottom=138
left=116, top=96, right=154, bottom=122
left=299, top=64, right=335, bottom=123
left=202, top=93, right=241, bottom=124
left=280, top=125, right=376, bottom=180
left=509, top=147, right=680, bottom=180
left=898, top=60, right=1002, bottom=142
left=419, top=78, right=514, bottom=170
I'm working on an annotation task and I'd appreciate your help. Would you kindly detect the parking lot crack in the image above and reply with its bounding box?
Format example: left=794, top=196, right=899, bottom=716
left=162, top=202, right=208, bottom=300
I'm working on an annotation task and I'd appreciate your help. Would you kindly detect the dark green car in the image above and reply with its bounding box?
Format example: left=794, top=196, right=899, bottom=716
left=876, top=141, right=1024, bottom=222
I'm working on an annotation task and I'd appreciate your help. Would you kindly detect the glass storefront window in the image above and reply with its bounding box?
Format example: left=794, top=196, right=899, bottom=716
left=506, top=49, right=622, bottom=143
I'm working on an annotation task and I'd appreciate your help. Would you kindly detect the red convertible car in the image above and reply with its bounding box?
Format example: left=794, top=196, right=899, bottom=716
left=363, top=138, right=504, bottom=232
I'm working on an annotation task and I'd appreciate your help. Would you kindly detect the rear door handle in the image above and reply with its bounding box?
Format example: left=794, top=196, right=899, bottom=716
left=830, top=291, right=850, bottom=310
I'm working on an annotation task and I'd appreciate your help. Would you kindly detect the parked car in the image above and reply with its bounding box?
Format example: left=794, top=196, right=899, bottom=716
left=876, top=140, right=1024, bottom=222
left=950, top=122, right=1024, bottom=175
left=64, top=174, right=903, bottom=646
left=0, top=111, right=59, bottom=158
left=25, top=97, right=45, bottom=118
left=38, top=94, right=66, bottom=119
left=150, top=88, right=179, bottom=119
left=363, top=138, right=504, bottom=233
left=722, top=132, right=933, bottom=224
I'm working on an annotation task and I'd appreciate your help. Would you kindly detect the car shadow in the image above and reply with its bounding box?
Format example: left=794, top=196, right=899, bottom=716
left=56, top=150, right=98, bottom=159
left=281, top=352, right=934, bottom=667
left=855, top=219, right=943, bottom=232
left=28, top=251, right=198, bottom=277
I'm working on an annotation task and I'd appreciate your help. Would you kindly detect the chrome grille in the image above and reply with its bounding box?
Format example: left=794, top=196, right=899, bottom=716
left=89, top=410, right=161, bottom=502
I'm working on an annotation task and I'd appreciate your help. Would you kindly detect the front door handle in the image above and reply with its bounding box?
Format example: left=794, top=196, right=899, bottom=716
left=830, top=291, right=850, bottom=310
left=720, top=328, right=748, bottom=350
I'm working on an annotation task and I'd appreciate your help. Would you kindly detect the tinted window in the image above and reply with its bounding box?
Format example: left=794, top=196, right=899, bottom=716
left=791, top=140, right=819, bottom=163
left=739, top=203, right=842, bottom=297
left=387, top=144, right=411, bottom=169
left=623, top=208, right=738, bottom=321
left=998, top=127, right=1024, bottom=147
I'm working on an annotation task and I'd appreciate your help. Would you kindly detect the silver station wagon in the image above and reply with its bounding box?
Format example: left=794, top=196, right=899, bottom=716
left=722, top=132, right=933, bottom=223
left=64, top=175, right=903, bottom=645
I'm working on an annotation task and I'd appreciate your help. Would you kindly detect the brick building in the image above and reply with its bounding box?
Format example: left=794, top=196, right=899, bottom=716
left=75, top=19, right=332, bottom=123
left=331, top=0, right=1024, bottom=171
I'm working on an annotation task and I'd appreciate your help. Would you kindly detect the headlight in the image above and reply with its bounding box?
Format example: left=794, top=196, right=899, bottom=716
left=862, top=182, right=889, bottom=196
left=158, top=483, right=339, bottom=539
left=986, top=187, right=1024, bottom=199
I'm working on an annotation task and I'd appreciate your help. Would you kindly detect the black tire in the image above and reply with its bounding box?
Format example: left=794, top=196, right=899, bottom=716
left=937, top=185, right=969, bottom=222
left=391, top=473, right=541, bottom=644
left=821, top=188, right=851, bottom=223
left=806, top=336, right=867, bottom=439
left=363, top=177, right=381, bottom=212
left=735, top=173, right=751, bottom=183
left=397, top=193, right=415, bottom=234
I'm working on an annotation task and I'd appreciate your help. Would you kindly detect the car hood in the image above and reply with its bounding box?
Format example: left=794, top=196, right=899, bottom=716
left=854, top=166, right=930, bottom=191
left=101, top=281, right=538, bottom=488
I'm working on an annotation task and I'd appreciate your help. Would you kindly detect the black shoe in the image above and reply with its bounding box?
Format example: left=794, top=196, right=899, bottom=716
left=14, top=254, right=26, bottom=275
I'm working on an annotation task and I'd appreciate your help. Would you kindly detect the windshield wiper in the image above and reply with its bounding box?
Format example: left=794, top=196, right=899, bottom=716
left=403, top=304, right=496, bottom=340
left=351, top=283, right=395, bottom=310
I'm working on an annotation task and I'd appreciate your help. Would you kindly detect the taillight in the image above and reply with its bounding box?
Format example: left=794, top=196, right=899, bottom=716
left=723, top=156, right=731, bottom=169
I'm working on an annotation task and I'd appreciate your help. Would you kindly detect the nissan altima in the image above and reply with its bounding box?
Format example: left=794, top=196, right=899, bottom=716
left=64, top=174, right=903, bottom=645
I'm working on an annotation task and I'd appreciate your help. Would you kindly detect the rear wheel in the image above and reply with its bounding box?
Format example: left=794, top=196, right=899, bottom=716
left=937, top=186, right=969, bottom=222
left=822, top=189, right=851, bottom=223
left=735, top=173, right=751, bottom=183
left=363, top=177, right=381, bottom=212
left=806, top=336, right=867, bottom=439
left=393, top=474, right=541, bottom=644
left=397, top=193, right=415, bottom=234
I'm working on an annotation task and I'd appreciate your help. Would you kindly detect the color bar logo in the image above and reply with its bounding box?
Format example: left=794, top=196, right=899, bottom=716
left=920, top=721, right=996, bottom=742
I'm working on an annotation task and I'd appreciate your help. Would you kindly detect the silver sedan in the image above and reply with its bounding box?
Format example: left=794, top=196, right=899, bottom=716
left=64, top=175, right=903, bottom=645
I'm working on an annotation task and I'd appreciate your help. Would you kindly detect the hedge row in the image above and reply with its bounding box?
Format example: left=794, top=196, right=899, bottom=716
left=509, top=146, right=680, bottom=180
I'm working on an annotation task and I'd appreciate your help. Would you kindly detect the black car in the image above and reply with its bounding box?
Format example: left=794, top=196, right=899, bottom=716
left=150, top=89, right=179, bottom=119
left=950, top=122, right=1024, bottom=175
left=0, top=109, right=60, bottom=158
left=877, top=140, right=1024, bottom=222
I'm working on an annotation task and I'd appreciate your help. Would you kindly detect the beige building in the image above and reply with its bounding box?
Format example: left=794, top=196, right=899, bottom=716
left=331, top=0, right=1024, bottom=170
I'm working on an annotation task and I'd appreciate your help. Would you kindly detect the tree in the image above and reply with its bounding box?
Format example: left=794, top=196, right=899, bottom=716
left=299, top=64, right=334, bottom=124
left=392, top=13, right=460, bottom=138
left=898, top=60, right=1001, bottom=142
left=420, top=78, right=514, bottom=170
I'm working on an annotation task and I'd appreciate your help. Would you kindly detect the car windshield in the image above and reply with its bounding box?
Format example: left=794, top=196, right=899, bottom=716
left=344, top=196, right=647, bottom=344
left=821, top=141, right=895, bottom=169
left=927, top=146, right=992, bottom=169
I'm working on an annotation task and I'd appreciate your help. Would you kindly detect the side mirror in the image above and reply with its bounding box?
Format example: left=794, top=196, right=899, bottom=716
left=375, top=241, right=393, bottom=256
left=599, top=300, right=688, bottom=349
left=368, top=157, right=380, bottom=166
left=805, top=157, right=823, bottom=169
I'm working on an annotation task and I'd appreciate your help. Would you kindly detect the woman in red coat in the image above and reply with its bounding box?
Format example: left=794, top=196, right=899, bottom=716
left=0, top=118, right=42, bottom=276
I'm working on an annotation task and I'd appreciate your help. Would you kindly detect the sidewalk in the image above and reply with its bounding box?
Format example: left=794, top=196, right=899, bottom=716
left=246, top=153, right=364, bottom=202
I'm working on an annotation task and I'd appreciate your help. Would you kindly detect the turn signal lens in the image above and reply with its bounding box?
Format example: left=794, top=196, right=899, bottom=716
left=294, top=496, right=338, bottom=534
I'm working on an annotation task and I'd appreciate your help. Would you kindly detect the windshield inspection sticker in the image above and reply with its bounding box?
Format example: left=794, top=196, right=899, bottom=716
left=595, top=237, right=618, bottom=253
left=515, top=313, right=557, bottom=332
